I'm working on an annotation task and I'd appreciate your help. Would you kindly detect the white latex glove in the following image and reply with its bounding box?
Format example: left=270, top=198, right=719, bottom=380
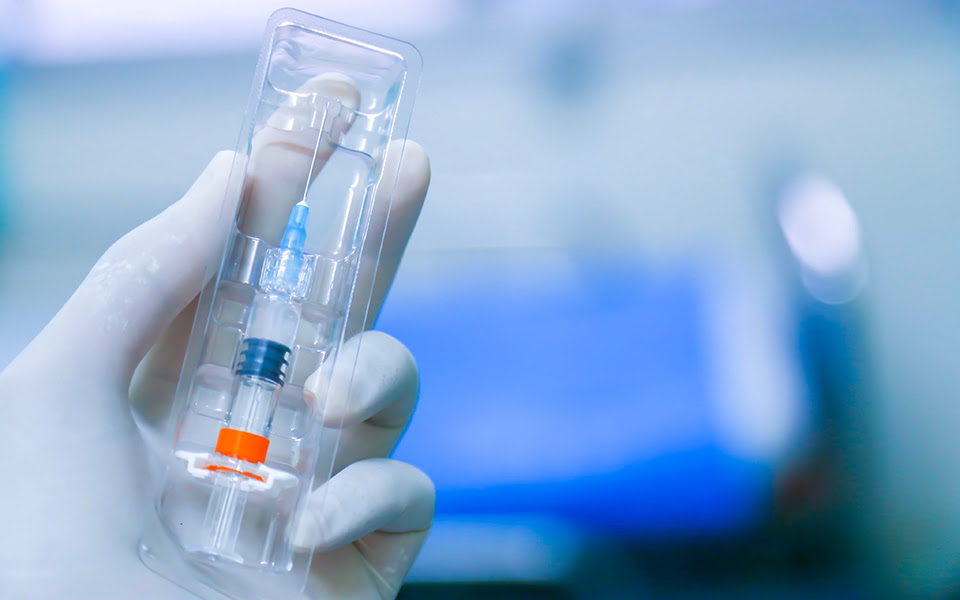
left=0, top=75, right=433, bottom=599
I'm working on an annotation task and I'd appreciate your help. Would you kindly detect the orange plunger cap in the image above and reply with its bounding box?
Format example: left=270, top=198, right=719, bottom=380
left=215, top=428, right=269, bottom=464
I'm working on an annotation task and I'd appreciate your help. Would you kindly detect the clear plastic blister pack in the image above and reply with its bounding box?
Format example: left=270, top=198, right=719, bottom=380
left=139, top=9, right=421, bottom=599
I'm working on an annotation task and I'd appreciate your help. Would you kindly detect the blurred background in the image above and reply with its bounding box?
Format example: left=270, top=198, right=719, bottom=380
left=1, top=0, right=959, bottom=598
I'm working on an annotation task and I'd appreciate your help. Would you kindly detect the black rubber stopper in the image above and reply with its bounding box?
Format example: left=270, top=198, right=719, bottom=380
left=235, top=338, right=291, bottom=385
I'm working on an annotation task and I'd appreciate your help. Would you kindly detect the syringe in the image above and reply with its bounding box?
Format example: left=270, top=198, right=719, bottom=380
left=200, top=202, right=312, bottom=559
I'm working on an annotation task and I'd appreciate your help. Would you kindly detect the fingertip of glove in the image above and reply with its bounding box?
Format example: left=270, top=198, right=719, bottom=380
left=302, top=72, right=362, bottom=114
left=290, top=508, right=323, bottom=550
left=395, top=141, right=431, bottom=200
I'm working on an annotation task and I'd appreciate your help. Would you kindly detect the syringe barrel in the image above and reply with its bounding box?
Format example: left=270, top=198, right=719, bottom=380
left=228, top=374, right=282, bottom=437
left=246, top=292, right=302, bottom=349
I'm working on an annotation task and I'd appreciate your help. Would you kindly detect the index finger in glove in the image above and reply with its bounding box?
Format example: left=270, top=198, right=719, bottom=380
left=240, top=73, right=361, bottom=245
left=129, top=74, right=360, bottom=419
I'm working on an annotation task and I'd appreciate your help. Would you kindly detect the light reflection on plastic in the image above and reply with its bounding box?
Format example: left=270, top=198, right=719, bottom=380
left=777, top=173, right=867, bottom=304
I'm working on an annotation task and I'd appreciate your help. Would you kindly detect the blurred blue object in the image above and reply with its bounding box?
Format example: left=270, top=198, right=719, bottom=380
left=380, top=250, right=773, bottom=537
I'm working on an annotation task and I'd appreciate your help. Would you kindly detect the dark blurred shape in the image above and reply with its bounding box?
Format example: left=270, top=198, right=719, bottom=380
left=0, top=63, right=8, bottom=244
left=769, top=169, right=874, bottom=581
left=541, top=31, right=606, bottom=104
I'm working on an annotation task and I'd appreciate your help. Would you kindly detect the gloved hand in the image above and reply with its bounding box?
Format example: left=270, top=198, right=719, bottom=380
left=0, top=75, right=433, bottom=599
